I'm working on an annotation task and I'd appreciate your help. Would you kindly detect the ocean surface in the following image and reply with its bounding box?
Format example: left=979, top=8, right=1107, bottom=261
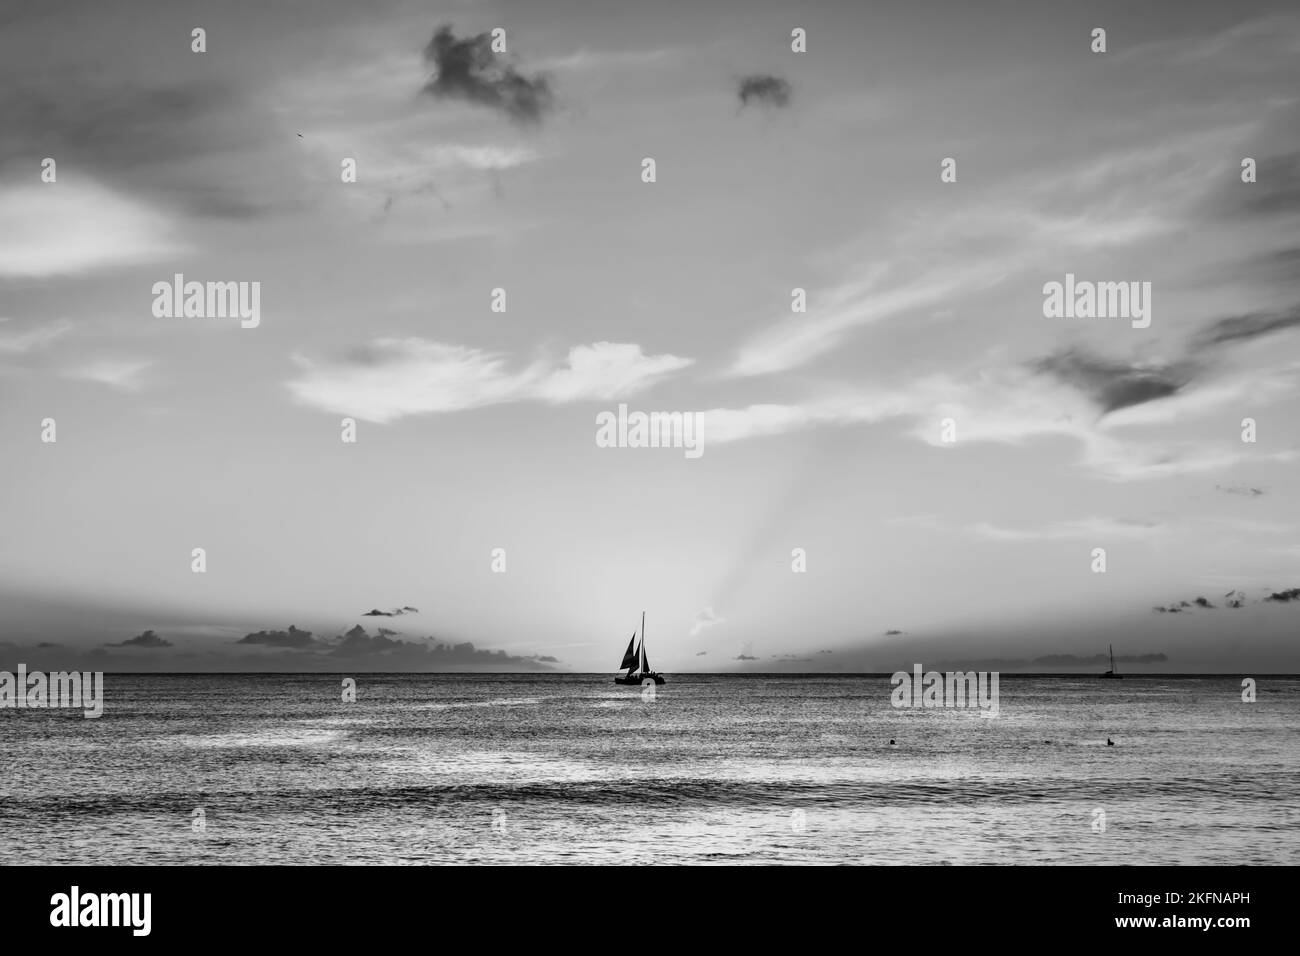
left=1, top=673, right=1296, bottom=865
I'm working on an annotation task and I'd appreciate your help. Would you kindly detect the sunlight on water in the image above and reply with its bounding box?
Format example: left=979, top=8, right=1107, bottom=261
left=1, top=673, right=1296, bottom=864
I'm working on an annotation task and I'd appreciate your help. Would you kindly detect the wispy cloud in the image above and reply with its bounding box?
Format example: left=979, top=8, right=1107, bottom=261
left=968, top=517, right=1162, bottom=542
left=63, top=357, right=153, bottom=391
left=1193, top=308, right=1300, bottom=348
left=535, top=47, right=675, bottom=72
left=708, top=335, right=1300, bottom=481
left=288, top=339, right=692, bottom=423
left=0, top=317, right=73, bottom=353
left=689, top=606, right=724, bottom=637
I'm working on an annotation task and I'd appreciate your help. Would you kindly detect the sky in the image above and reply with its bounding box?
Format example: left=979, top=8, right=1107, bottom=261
left=2, top=0, right=1299, bottom=672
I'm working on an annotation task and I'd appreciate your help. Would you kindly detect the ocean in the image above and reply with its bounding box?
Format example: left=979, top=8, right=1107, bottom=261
left=1, top=673, right=1296, bottom=865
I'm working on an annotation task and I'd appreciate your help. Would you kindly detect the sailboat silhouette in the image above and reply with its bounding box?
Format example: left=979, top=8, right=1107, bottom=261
left=614, top=611, right=665, bottom=686
left=1101, top=644, right=1123, bottom=679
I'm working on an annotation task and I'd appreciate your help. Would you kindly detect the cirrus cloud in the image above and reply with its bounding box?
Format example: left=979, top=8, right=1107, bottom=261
left=288, top=338, right=692, bottom=423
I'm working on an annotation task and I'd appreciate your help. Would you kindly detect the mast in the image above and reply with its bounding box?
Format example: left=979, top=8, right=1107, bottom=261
left=1110, top=644, right=1116, bottom=672
left=641, top=611, right=648, bottom=674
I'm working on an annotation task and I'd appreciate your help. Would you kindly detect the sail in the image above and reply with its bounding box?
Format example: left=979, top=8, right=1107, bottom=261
left=640, top=642, right=650, bottom=674
left=619, top=633, right=638, bottom=670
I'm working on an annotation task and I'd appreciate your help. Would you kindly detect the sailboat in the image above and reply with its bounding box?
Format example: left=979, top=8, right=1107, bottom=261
left=614, top=611, right=665, bottom=685
left=1101, top=644, right=1123, bottom=679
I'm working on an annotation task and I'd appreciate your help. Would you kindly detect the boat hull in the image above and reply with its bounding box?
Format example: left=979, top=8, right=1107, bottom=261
left=614, top=673, right=665, bottom=686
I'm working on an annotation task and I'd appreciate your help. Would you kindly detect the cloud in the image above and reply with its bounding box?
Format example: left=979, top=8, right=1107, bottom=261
left=0, top=78, right=299, bottom=222
left=1156, top=596, right=1217, bottom=612
left=288, top=339, right=692, bottom=423
left=109, top=629, right=172, bottom=648
left=1216, top=484, right=1265, bottom=497
left=729, top=263, right=995, bottom=378
left=62, top=357, right=152, bottom=391
left=884, top=629, right=904, bottom=636
left=1237, top=150, right=1300, bottom=217
left=0, top=180, right=180, bottom=277
left=1193, top=308, right=1300, bottom=348
left=689, top=606, right=723, bottom=637
left=237, top=625, right=318, bottom=648
left=233, top=624, right=552, bottom=669
left=733, top=654, right=758, bottom=661
left=737, top=74, right=791, bottom=109
left=708, top=332, right=1300, bottom=481
left=969, top=517, right=1162, bottom=542
left=421, top=25, right=554, bottom=124
left=362, top=606, right=418, bottom=617
left=331, top=625, right=551, bottom=668
left=0, top=317, right=73, bottom=353
left=1265, top=588, right=1300, bottom=603
left=695, top=651, right=708, bottom=656
left=536, top=47, right=674, bottom=72
left=1034, top=349, right=1193, bottom=414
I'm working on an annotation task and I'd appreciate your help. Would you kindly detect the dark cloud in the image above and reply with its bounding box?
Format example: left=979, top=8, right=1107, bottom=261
left=421, top=25, right=554, bottom=124
left=1035, top=349, right=1192, bottom=414
left=1156, top=591, right=1250, bottom=612
left=362, top=606, right=419, bottom=617
left=737, top=74, right=791, bottom=109
left=734, top=654, right=758, bottom=661
left=0, top=81, right=299, bottom=220
left=1194, top=309, right=1300, bottom=349
left=1216, top=484, right=1265, bottom=497
left=240, top=623, right=554, bottom=669
left=884, top=629, right=904, bottom=636
left=237, top=625, right=318, bottom=648
left=695, top=651, right=708, bottom=656
left=526, top=654, right=559, bottom=663
left=109, top=629, right=172, bottom=648
left=1265, top=588, right=1300, bottom=603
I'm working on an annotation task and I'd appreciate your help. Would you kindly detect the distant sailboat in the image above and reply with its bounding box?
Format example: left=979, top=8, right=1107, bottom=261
left=1101, top=644, right=1123, bottom=679
left=614, top=611, right=665, bottom=685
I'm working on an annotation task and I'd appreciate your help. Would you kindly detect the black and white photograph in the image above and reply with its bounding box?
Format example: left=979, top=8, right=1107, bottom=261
left=1, top=0, right=1295, bottom=937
